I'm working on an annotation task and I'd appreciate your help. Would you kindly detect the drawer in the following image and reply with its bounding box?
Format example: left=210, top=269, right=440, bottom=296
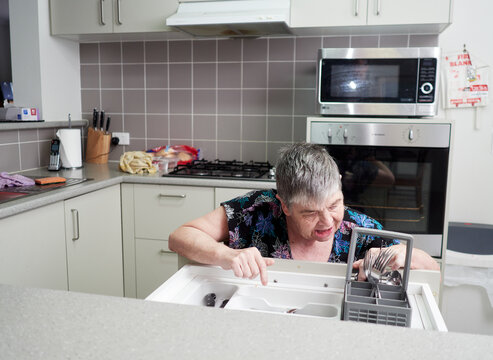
left=134, top=184, right=214, bottom=240
left=136, top=238, right=179, bottom=299
left=214, top=188, right=254, bottom=208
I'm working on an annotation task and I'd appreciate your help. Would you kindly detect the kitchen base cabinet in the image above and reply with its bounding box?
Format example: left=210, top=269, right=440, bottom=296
left=64, top=185, right=124, bottom=297
left=214, top=188, right=253, bottom=208
left=0, top=202, right=68, bottom=290
left=135, top=238, right=178, bottom=299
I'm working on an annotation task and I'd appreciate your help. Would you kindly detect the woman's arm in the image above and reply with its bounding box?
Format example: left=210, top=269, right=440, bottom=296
left=168, top=207, right=274, bottom=285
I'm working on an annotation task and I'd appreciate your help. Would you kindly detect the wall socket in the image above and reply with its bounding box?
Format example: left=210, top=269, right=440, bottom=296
left=112, top=132, right=130, bottom=145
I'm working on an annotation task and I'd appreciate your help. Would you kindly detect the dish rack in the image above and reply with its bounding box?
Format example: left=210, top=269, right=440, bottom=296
left=343, top=227, right=414, bottom=327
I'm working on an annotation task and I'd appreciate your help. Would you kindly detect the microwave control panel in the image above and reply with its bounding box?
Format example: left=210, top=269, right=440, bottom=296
left=417, top=58, right=437, bottom=103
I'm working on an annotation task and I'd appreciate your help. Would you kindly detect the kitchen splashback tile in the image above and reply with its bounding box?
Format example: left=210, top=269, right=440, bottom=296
left=80, top=43, right=99, bottom=64
left=193, top=40, right=217, bottom=62
left=218, top=39, right=242, bottom=62
left=124, top=114, right=146, bottom=138
left=169, top=40, right=192, bottom=62
left=145, top=41, right=167, bottom=63
left=123, top=42, right=144, bottom=63
left=268, top=89, right=293, bottom=115
left=323, top=36, right=350, bottom=48
left=169, top=90, right=192, bottom=114
left=39, top=140, right=51, bottom=166
left=294, top=89, right=316, bottom=116
left=409, top=34, right=439, bottom=47
left=124, top=89, right=145, bottom=115
left=100, top=42, right=121, bottom=63
left=146, top=64, right=168, bottom=89
left=268, top=62, right=294, bottom=89
left=242, top=141, right=266, bottom=162
left=267, top=142, right=286, bottom=164
left=380, top=35, right=409, bottom=47
left=80, top=65, right=100, bottom=89
left=101, top=89, right=123, bottom=113
left=267, top=116, right=292, bottom=142
left=217, top=115, right=241, bottom=140
left=101, top=64, right=122, bottom=88
left=217, top=63, right=241, bottom=88
left=146, top=89, right=168, bottom=114
left=242, top=89, right=267, bottom=115
left=0, top=130, right=18, bottom=144
left=295, top=37, right=322, bottom=61
left=293, top=116, right=307, bottom=141
left=107, top=113, right=123, bottom=132
left=169, top=63, right=192, bottom=88
left=193, top=63, right=216, bottom=89
left=0, top=144, right=20, bottom=172
left=217, top=141, right=241, bottom=161
left=193, top=140, right=216, bottom=159
left=38, top=128, right=56, bottom=141
left=242, top=115, right=266, bottom=141
left=123, top=64, right=145, bottom=88
left=295, top=62, right=317, bottom=89
left=193, top=115, right=216, bottom=140
left=108, top=145, right=124, bottom=162
left=351, top=35, right=379, bottom=48
left=147, top=114, right=169, bottom=139
left=243, top=38, right=267, bottom=61
left=19, top=129, right=38, bottom=142
left=81, top=90, right=101, bottom=113
left=217, top=90, right=241, bottom=115
left=20, top=142, right=40, bottom=170
left=127, top=138, right=146, bottom=152
left=243, top=62, right=267, bottom=89
left=170, top=114, right=192, bottom=139
left=269, top=38, right=294, bottom=61
left=193, top=90, right=216, bottom=114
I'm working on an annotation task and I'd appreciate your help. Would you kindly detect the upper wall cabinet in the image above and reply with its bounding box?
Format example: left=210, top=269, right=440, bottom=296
left=290, top=0, right=452, bottom=34
left=50, top=0, right=178, bottom=36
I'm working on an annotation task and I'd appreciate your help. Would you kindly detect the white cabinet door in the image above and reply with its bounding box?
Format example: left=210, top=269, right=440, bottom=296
left=114, top=0, right=178, bottom=33
left=134, top=184, right=214, bottom=240
left=0, top=202, right=68, bottom=290
left=214, top=188, right=254, bottom=208
left=50, top=0, right=113, bottom=35
left=135, top=238, right=178, bottom=298
left=367, top=0, right=451, bottom=26
left=290, top=0, right=368, bottom=28
left=64, top=185, right=124, bottom=296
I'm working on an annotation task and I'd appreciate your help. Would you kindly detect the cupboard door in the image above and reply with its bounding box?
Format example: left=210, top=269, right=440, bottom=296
left=214, top=188, right=254, bottom=208
left=290, top=0, right=368, bottom=28
left=0, top=202, right=68, bottom=290
left=64, top=185, right=124, bottom=296
left=135, top=238, right=178, bottom=298
left=114, top=0, right=178, bottom=33
left=134, top=184, right=214, bottom=240
left=50, top=0, right=113, bottom=35
left=367, top=0, right=451, bottom=25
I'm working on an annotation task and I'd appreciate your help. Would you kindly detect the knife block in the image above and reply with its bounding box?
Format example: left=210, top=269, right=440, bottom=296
left=86, top=128, right=111, bottom=164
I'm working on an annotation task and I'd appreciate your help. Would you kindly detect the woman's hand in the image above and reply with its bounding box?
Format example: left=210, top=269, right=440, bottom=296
left=218, top=247, right=275, bottom=286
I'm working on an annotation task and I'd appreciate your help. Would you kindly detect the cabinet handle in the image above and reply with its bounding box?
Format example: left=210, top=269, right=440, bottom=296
left=116, top=0, right=123, bottom=25
left=159, top=249, right=168, bottom=254
left=100, top=0, right=106, bottom=25
left=71, top=209, right=80, bottom=241
left=376, top=0, right=381, bottom=16
left=354, top=0, right=359, bottom=16
left=158, top=194, right=186, bottom=199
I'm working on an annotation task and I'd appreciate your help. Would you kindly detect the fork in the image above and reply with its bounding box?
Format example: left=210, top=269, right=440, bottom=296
left=365, top=247, right=396, bottom=298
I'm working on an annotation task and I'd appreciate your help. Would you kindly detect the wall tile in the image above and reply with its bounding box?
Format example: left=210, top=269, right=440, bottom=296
left=0, top=144, right=20, bottom=172
left=170, top=114, right=192, bottom=139
left=145, top=41, right=167, bottom=63
left=146, top=89, right=168, bottom=114
left=123, top=64, right=144, bottom=88
left=218, top=39, right=242, bottom=62
left=295, top=61, right=316, bottom=89
left=193, top=63, right=216, bottom=89
left=409, top=35, right=439, bottom=47
left=101, top=89, right=123, bottom=113
left=39, top=140, right=51, bottom=166
left=267, top=116, right=292, bottom=142
left=193, top=140, right=216, bottom=160
left=217, top=63, right=241, bottom=88
left=101, top=65, right=122, bottom=88
left=242, top=89, right=267, bottom=115
left=81, top=90, right=101, bottom=113
left=124, top=114, right=146, bottom=138
left=217, top=141, right=241, bottom=161
left=80, top=65, right=100, bottom=88
left=147, top=114, right=168, bottom=139
left=267, top=142, right=286, bottom=164
left=169, top=90, right=192, bottom=114
left=100, top=42, right=121, bottom=63
left=243, top=39, right=267, bottom=61
left=38, top=128, right=56, bottom=141
left=217, top=90, right=241, bottom=115
left=193, top=90, right=216, bottom=114
left=242, top=115, right=266, bottom=141
left=0, top=130, right=18, bottom=144
left=293, top=116, right=307, bottom=141
left=20, top=142, right=40, bottom=170
left=108, top=144, right=124, bottom=162
left=107, top=113, right=123, bottom=132
left=169, top=40, right=192, bottom=62
left=294, top=89, right=317, bottom=116
left=268, top=62, right=294, bottom=88
left=146, top=64, right=168, bottom=88
left=193, top=40, right=217, bottom=62
left=122, top=42, right=144, bottom=63
left=323, top=36, right=350, bottom=48
left=169, top=63, right=192, bottom=88
left=193, top=115, right=216, bottom=140
left=268, top=89, right=293, bottom=115
left=269, top=38, right=294, bottom=61
left=380, top=35, right=409, bottom=48
left=296, top=37, right=322, bottom=61
left=19, top=129, right=37, bottom=142
left=80, top=43, right=99, bottom=64
left=127, top=138, right=146, bottom=152
left=243, top=62, right=267, bottom=89
left=242, top=142, right=266, bottom=162
left=351, top=35, right=379, bottom=48
left=217, top=115, right=241, bottom=140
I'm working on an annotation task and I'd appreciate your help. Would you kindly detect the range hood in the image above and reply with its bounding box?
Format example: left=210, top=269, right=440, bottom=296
left=166, top=0, right=292, bottom=37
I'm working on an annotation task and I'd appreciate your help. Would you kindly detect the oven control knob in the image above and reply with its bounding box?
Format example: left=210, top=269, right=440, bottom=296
left=343, top=128, right=348, bottom=139
left=327, top=128, right=332, bottom=140
left=420, top=82, right=434, bottom=95
left=268, top=167, right=276, bottom=179
left=408, top=129, right=414, bottom=141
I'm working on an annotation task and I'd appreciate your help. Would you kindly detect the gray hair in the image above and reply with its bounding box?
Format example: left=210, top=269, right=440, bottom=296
left=275, top=143, right=341, bottom=207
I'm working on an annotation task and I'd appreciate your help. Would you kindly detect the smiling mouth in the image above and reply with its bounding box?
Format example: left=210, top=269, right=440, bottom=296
left=315, top=228, right=332, bottom=237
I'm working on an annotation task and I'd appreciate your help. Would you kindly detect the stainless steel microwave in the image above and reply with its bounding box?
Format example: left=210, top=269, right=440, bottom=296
left=316, top=47, right=440, bottom=117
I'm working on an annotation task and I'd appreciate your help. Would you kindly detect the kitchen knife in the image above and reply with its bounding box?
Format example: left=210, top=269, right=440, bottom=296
left=100, top=110, right=105, bottom=131
left=105, top=116, right=111, bottom=134
left=92, top=108, right=98, bottom=129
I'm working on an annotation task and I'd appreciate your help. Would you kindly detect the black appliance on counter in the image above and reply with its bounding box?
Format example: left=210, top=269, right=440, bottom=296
left=164, top=159, right=275, bottom=181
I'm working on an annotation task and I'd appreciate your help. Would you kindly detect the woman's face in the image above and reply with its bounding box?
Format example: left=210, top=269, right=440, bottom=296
left=278, top=191, right=345, bottom=243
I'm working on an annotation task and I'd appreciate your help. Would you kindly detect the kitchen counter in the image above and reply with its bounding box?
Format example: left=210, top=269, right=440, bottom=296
left=0, top=163, right=276, bottom=219
left=1, top=283, right=491, bottom=359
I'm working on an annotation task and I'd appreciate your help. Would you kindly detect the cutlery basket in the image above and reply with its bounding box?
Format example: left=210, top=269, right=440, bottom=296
left=342, top=227, right=413, bottom=327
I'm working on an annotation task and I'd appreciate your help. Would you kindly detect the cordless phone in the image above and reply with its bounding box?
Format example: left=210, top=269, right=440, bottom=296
left=48, top=138, right=61, bottom=171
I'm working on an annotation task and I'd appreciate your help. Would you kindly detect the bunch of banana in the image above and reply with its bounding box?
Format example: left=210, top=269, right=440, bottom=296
left=119, top=151, right=157, bottom=174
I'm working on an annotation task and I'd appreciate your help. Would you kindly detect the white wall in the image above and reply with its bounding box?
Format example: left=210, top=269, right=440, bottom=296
left=9, top=0, right=81, bottom=121
left=439, top=0, right=493, bottom=226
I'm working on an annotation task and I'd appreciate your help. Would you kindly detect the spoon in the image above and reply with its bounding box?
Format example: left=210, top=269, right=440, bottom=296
left=381, top=270, right=402, bottom=286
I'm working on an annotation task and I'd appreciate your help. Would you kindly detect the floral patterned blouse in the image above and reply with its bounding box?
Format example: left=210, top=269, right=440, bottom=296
left=221, top=189, right=399, bottom=263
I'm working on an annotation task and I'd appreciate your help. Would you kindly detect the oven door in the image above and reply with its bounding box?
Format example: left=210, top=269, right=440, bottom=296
left=325, top=145, right=448, bottom=257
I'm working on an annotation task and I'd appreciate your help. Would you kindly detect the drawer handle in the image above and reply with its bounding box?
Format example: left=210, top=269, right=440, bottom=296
left=159, top=249, right=168, bottom=254
left=159, top=194, right=186, bottom=199
left=71, top=209, right=80, bottom=241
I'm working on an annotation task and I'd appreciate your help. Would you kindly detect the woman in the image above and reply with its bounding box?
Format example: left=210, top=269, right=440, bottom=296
left=169, top=143, right=439, bottom=286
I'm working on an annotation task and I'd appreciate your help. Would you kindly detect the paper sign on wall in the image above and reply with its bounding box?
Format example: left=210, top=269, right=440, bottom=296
left=442, top=49, right=489, bottom=108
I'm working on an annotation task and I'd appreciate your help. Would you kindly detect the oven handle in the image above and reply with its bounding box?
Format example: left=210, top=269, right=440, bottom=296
left=159, top=194, right=187, bottom=199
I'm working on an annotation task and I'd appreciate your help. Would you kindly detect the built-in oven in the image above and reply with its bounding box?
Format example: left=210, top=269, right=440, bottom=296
left=307, top=118, right=452, bottom=258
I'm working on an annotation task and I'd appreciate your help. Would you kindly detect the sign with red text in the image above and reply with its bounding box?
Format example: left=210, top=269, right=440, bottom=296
left=443, top=51, right=489, bottom=108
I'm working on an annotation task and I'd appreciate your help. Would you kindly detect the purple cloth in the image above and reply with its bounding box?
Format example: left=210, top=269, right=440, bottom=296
left=0, top=172, right=35, bottom=189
